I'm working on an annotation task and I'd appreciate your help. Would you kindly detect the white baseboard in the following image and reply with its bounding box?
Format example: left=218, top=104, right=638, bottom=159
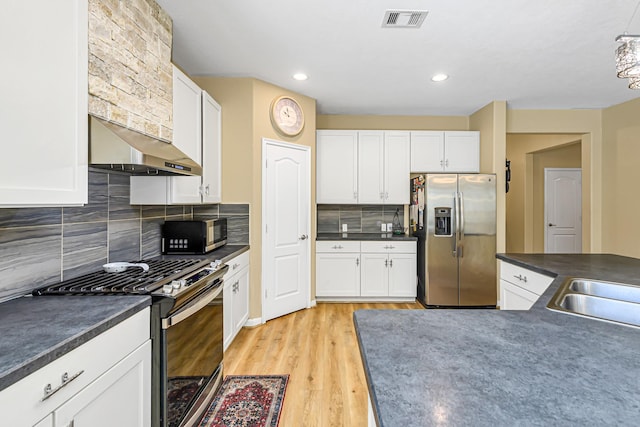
left=244, top=317, right=262, bottom=327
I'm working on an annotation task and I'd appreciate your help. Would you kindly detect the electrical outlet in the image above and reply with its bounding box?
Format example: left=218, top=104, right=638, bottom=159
left=342, top=223, right=348, bottom=232
left=381, top=223, right=387, bottom=232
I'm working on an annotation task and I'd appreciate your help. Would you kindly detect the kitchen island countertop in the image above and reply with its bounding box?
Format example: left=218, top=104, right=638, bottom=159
left=355, top=253, right=640, bottom=426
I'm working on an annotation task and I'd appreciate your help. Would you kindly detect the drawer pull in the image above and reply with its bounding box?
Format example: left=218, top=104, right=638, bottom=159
left=232, top=263, right=240, bottom=270
left=514, top=274, right=528, bottom=283
left=332, top=245, right=344, bottom=250
left=42, top=370, right=84, bottom=401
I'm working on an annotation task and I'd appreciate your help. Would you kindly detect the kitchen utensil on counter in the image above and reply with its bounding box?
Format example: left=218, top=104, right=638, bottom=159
left=103, top=262, right=150, bottom=273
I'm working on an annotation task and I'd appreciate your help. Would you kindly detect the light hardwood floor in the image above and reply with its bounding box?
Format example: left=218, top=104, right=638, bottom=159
left=224, top=302, right=422, bottom=427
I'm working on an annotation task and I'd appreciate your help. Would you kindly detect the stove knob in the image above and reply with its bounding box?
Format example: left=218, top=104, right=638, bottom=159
left=172, top=280, right=182, bottom=289
left=210, top=260, right=222, bottom=270
left=162, top=284, right=173, bottom=294
left=179, top=279, right=187, bottom=287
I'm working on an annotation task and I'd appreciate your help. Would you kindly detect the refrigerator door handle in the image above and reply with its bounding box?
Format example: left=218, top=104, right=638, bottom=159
left=453, top=192, right=459, bottom=258
left=459, top=191, right=465, bottom=242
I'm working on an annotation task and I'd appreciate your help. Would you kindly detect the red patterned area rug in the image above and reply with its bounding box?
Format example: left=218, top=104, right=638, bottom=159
left=197, top=375, right=289, bottom=427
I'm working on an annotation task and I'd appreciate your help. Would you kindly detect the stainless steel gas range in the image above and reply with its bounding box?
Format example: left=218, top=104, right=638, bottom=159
left=33, top=258, right=228, bottom=427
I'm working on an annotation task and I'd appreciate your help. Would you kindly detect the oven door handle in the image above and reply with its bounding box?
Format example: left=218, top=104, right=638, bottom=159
left=162, top=284, right=222, bottom=329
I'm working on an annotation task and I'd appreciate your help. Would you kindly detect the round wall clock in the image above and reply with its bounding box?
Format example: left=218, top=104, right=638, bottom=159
left=270, top=96, right=305, bottom=136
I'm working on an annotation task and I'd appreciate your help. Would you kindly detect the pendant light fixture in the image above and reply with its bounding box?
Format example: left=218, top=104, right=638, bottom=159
left=616, top=2, right=640, bottom=88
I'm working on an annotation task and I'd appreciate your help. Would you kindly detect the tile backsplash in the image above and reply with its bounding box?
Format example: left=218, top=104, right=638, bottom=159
left=317, top=204, right=405, bottom=233
left=0, top=169, right=249, bottom=302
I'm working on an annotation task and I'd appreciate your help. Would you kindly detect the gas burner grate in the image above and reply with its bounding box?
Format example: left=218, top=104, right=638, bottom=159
left=34, top=259, right=204, bottom=295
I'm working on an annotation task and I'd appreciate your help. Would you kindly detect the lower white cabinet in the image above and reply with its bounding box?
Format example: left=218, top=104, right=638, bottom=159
left=316, top=241, right=361, bottom=297
left=316, top=241, right=417, bottom=301
left=1, top=308, right=151, bottom=427
left=499, top=260, right=554, bottom=310
left=224, top=251, right=250, bottom=351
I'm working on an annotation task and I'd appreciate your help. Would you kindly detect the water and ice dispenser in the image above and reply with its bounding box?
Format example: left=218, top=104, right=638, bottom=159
left=434, top=207, right=452, bottom=236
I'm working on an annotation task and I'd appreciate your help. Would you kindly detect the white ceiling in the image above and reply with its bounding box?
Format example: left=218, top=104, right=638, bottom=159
left=156, top=0, right=640, bottom=116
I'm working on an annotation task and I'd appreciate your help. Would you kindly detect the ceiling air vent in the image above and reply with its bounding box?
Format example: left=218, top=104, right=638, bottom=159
left=382, top=10, right=428, bottom=28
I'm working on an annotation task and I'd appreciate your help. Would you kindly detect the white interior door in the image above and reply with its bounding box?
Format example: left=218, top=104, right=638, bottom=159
left=544, top=168, right=582, bottom=253
left=262, top=139, right=310, bottom=322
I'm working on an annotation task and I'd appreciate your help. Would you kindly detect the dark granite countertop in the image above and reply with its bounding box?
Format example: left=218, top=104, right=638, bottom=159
left=0, top=295, right=150, bottom=392
left=317, top=233, right=417, bottom=241
left=157, top=244, right=250, bottom=264
left=355, top=253, right=640, bottom=426
left=0, top=245, right=249, bottom=392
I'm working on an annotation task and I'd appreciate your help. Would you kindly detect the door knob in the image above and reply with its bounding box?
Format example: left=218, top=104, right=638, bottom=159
left=299, top=234, right=308, bottom=240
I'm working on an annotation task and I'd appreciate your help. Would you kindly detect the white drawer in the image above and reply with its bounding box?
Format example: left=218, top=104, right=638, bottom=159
left=224, top=250, right=250, bottom=279
left=316, top=241, right=361, bottom=252
left=499, top=260, right=554, bottom=296
left=361, top=241, right=416, bottom=254
left=0, top=308, right=150, bottom=426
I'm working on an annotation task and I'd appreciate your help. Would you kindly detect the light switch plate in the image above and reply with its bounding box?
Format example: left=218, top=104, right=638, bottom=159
left=342, top=223, right=348, bottom=232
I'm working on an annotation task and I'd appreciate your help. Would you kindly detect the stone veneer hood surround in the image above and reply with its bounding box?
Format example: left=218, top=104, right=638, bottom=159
left=88, top=0, right=173, bottom=141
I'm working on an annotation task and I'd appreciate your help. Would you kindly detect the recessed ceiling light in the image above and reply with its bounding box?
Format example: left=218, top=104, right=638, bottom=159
left=431, top=73, right=449, bottom=82
left=293, top=73, right=308, bottom=81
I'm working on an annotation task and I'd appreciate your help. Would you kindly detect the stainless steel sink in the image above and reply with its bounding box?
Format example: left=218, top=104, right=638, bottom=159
left=568, top=279, right=640, bottom=303
left=547, top=278, right=640, bottom=328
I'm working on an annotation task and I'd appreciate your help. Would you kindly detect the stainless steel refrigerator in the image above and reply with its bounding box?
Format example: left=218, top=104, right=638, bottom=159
left=412, top=174, right=497, bottom=307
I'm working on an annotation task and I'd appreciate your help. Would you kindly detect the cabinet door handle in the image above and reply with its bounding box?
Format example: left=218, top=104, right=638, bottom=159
left=385, top=259, right=388, bottom=267
left=380, top=192, right=384, bottom=200
left=445, top=159, right=449, bottom=167
left=42, top=370, right=84, bottom=401
left=354, top=191, right=358, bottom=200
left=299, top=234, right=308, bottom=240
left=205, top=185, right=210, bottom=195
left=233, top=263, right=240, bottom=270
left=513, top=274, right=528, bottom=283
left=548, top=223, right=556, bottom=227
left=389, top=259, right=393, bottom=267
left=356, top=258, right=359, bottom=266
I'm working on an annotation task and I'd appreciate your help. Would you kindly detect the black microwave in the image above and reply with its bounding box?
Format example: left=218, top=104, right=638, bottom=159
left=161, top=218, right=227, bottom=254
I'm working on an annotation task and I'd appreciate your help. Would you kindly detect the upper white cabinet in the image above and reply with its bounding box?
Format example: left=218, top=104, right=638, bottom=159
left=131, top=89, right=222, bottom=205
left=410, top=131, right=479, bottom=173
left=316, top=130, right=359, bottom=204
left=317, top=130, right=409, bottom=204
left=172, top=65, right=202, bottom=165
left=358, top=131, right=410, bottom=204
left=0, top=0, right=88, bottom=206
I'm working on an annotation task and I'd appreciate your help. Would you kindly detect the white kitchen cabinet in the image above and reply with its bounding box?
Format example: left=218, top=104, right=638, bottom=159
left=0, top=309, right=150, bottom=427
left=410, top=131, right=480, bottom=173
left=172, top=65, right=202, bottom=166
left=361, top=253, right=389, bottom=296
left=316, top=242, right=361, bottom=297
left=223, top=251, right=250, bottom=351
left=316, top=130, right=359, bottom=204
left=55, top=341, right=151, bottom=427
left=316, top=241, right=416, bottom=301
left=317, top=130, right=409, bottom=205
left=358, top=131, right=410, bottom=204
left=499, top=260, right=554, bottom=310
left=0, top=0, right=88, bottom=207
left=130, top=90, right=222, bottom=205
left=361, top=242, right=417, bottom=298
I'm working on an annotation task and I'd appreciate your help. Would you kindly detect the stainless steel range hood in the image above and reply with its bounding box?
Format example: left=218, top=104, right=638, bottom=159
left=89, top=116, right=202, bottom=176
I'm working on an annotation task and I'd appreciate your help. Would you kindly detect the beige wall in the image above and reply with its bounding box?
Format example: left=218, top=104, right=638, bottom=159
left=506, top=134, right=582, bottom=252
left=470, top=101, right=507, bottom=256
left=601, top=97, right=640, bottom=258
left=317, top=114, right=468, bottom=130
left=506, top=109, right=601, bottom=252
left=194, top=76, right=317, bottom=320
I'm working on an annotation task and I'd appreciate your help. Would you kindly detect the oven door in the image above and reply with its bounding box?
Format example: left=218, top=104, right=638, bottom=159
left=162, top=284, right=223, bottom=427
